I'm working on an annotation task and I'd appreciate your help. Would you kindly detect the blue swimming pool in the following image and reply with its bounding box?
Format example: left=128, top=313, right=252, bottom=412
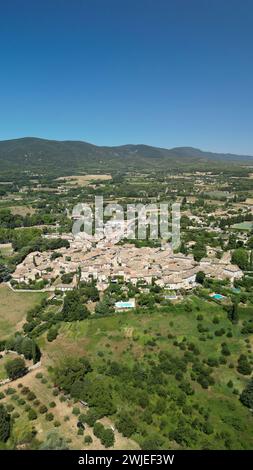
left=211, top=294, right=224, bottom=300
left=115, top=300, right=135, bottom=309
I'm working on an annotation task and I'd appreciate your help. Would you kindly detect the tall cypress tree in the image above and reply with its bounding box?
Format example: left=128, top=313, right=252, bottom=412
left=0, top=404, right=11, bottom=442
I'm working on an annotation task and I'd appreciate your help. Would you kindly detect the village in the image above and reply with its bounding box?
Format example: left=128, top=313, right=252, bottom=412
left=11, top=232, right=243, bottom=292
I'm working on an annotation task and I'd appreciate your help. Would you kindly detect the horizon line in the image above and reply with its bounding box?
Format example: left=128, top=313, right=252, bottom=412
left=0, top=135, right=252, bottom=158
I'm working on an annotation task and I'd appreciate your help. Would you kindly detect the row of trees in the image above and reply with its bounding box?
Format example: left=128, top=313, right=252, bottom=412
left=0, top=404, right=10, bottom=442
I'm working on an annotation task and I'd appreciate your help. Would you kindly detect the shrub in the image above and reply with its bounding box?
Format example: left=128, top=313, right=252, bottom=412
left=54, top=420, right=61, bottom=427
left=49, top=401, right=56, bottom=408
left=6, top=387, right=16, bottom=395
left=72, top=407, right=80, bottom=416
left=197, top=314, right=203, bottom=321
left=6, top=404, right=14, bottom=412
left=17, top=398, right=25, bottom=406
left=84, top=435, right=93, bottom=445
left=46, top=413, right=54, bottom=421
left=28, top=409, right=37, bottom=421
left=35, top=373, right=43, bottom=379
left=39, top=405, right=48, bottom=414
left=47, top=327, right=58, bottom=343
left=27, top=392, right=36, bottom=401
left=11, top=394, right=19, bottom=401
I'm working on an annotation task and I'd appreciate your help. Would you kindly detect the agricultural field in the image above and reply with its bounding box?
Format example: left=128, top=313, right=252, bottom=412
left=57, top=174, right=112, bottom=187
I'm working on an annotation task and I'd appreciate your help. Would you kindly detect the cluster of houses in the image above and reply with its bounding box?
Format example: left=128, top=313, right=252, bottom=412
left=12, top=233, right=243, bottom=292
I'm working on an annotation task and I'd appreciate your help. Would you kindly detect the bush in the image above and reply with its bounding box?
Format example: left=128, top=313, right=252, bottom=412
left=47, top=327, right=58, bottom=343
left=6, top=387, right=16, bottom=395
left=46, top=413, right=54, bottom=421
left=72, top=407, right=80, bottom=416
left=84, top=435, right=93, bottom=445
left=54, top=420, right=61, bottom=427
left=28, top=409, right=37, bottom=420
left=196, top=314, right=203, bottom=321
left=17, top=398, right=25, bottom=406
left=11, top=394, right=19, bottom=401
left=27, top=392, right=36, bottom=401
left=212, top=316, right=220, bottom=324
left=35, top=373, right=43, bottom=379
left=49, top=401, right=56, bottom=408
left=6, top=404, right=14, bottom=412
left=39, top=405, right=48, bottom=414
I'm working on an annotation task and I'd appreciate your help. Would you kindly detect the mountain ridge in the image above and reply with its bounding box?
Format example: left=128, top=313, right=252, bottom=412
left=0, top=137, right=252, bottom=177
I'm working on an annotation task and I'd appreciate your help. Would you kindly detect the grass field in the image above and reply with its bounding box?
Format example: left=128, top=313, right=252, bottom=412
left=231, top=221, right=253, bottom=231
left=0, top=285, right=47, bottom=339
left=0, top=243, right=13, bottom=257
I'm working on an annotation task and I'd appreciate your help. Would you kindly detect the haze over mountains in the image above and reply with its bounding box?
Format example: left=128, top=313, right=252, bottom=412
left=0, top=137, right=252, bottom=177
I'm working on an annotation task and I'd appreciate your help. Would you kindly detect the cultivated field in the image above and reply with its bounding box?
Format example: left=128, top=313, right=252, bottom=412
left=57, top=174, right=112, bottom=186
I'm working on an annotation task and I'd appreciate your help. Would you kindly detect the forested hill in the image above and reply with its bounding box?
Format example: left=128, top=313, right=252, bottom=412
left=0, top=137, right=252, bottom=177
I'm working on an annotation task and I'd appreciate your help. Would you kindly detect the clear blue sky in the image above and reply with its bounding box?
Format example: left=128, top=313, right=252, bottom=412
left=0, top=0, right=253, bottom=154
